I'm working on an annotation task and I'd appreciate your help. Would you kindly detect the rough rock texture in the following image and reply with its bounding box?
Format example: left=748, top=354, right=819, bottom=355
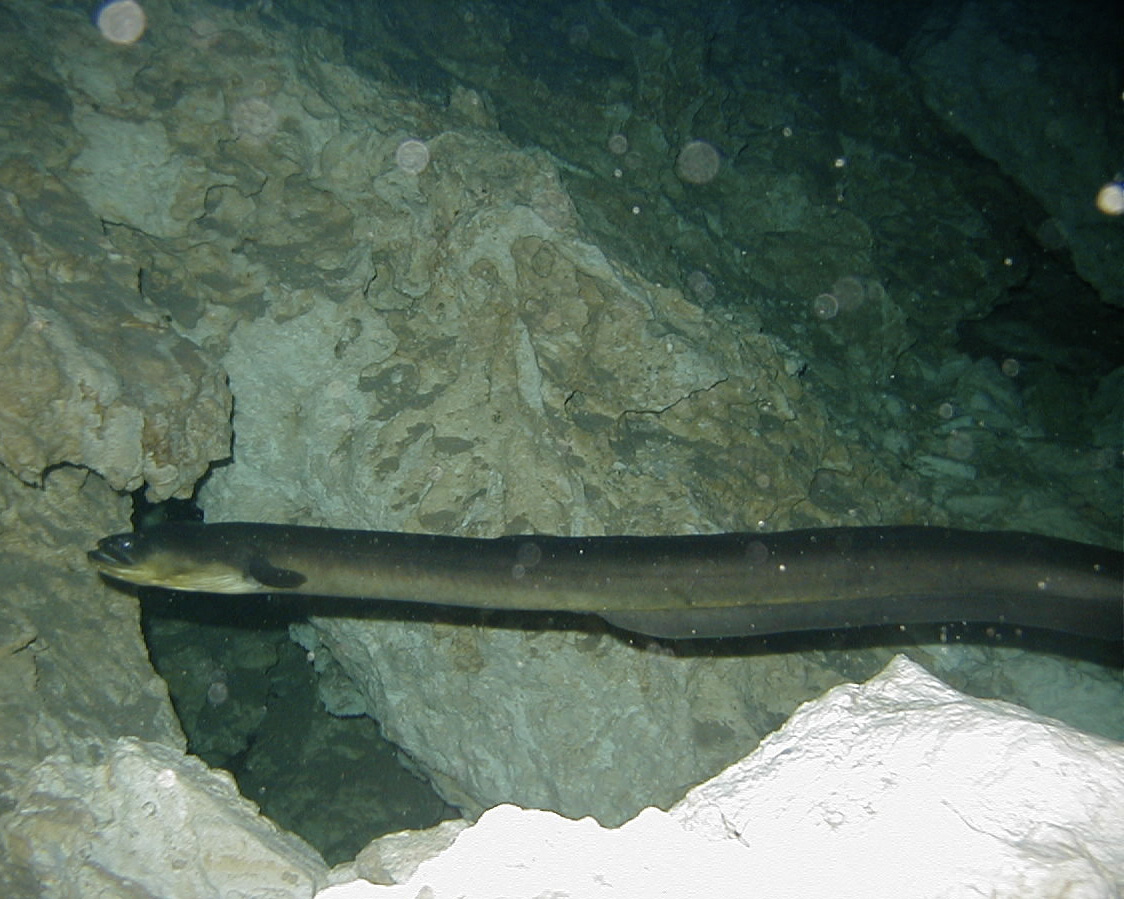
left=297, top=619, right=849, bottom=822
left=312, top=0, right=1123, bottom=542
left=5, top=736, right=325, bottom=897
left=298, top=608, right=1124, bottom=825
left=0, top=470, right=181, bottom=813
left=144, top=615, right=455, bottom=866
left=0, top=2, right=314, bottom=892
left=0, top=0, right=234, bottom=501
left=0, top=0, right=233, bottom=501
left=0, top=162, right=232, bottom=500
left=673, top=655, right=1124, bottom=894
left=180, top=0, right=1120, bottom=826
left=0, top=470, right=310, bottom=896
left=317, top=657, right=1124, bottom=899
left=908, top=1, right=1124, bottom=307
left=199, top=190, right=878, bottom=536
left=0, top=0, right=1117, bottom=888
left=190, top=44, right=930, bottom=821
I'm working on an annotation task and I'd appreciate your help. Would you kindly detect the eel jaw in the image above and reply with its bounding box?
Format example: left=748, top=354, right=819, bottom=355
left=87, top=534, right=262, bottom=593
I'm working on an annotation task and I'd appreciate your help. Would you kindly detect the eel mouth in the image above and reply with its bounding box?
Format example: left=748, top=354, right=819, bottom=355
left=88, top=534, right=142, bottom=568
left=88, top=532, right=159, bottom=577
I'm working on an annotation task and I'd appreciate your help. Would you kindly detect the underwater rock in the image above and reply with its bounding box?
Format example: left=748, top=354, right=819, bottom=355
left=319, top=657, right=1124, bottom=898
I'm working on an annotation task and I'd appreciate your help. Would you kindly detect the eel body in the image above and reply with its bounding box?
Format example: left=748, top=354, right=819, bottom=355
left=88, top=522, right=1123, bottom=641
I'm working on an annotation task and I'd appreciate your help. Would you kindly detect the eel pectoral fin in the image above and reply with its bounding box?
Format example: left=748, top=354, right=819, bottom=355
left=246, top=556, right=307, bottom=590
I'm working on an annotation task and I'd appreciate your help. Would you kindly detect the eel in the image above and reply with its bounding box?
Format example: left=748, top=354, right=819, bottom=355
left=88, top=522, right=1122, bottom=641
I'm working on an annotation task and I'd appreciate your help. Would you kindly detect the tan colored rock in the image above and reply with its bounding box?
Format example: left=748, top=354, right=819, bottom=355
left=4, top=737, right=326, bottom=897
left=0, top=468, right=181, bottom=777
left=0, top=161, right=231, bottom=501
left=0, top=466, right=330, bottom=895
left=0, top=469, right=176, bottom=889
left=195, top=119, right=917, bottom=823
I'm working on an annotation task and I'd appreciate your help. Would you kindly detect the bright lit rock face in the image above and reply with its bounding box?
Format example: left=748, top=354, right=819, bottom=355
left=6, top=738, right=325, bottom=897
left=320, top=658, right=1124, bottom=899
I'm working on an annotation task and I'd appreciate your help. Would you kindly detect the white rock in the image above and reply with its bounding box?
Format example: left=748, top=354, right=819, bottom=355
left=316, top=656, right=1124, bottom=899
left=5, top=737, right=327, bottom=897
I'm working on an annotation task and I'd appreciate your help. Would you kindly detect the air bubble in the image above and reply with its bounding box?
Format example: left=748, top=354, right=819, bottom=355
left=395, top=139, right=430, bottom=175
left=812, top=293, right=839, bottom=320
left=516, top=542, right=543, bottom=567
left=744, top=540, right=770, bottom=565
left=607, top=133, right=629, bottom=155
left=206, top=680, right=229, bottom=706
left=675, top=140, right=721, bottom=185
left=1095, top=182, right=1124, bottom=216
left=96, top=0, right=146, bottom=44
